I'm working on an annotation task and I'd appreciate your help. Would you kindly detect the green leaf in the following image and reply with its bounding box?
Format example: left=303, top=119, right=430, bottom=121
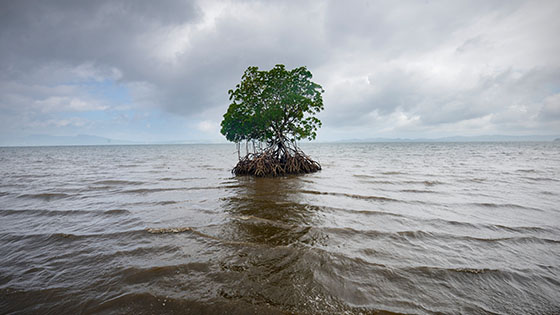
left=220, top=64, right=324, bottom=145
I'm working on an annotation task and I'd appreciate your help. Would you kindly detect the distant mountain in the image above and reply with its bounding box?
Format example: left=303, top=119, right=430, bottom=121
left=148, top=139, right=228, bottom=145
left=333, top=135, right=560, bottom=143
left=0, top=134, right=228, bottom=147
left=0, top=134, right=136, bottom=146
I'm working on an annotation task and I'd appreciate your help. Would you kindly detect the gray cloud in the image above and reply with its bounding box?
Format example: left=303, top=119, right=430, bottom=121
left=1, top=0, right=559, bottom=141
left=1, top=1, right=199, bottom=71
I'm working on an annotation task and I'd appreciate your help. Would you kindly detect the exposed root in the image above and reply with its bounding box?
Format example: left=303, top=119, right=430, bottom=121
left=233, top=148, right=321, bottom=177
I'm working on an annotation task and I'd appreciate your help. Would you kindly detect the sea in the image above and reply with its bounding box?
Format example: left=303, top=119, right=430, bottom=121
left=0, top=142, right=559, bottom=314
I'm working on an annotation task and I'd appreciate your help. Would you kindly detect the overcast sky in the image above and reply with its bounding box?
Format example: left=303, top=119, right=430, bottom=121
left=1, top=0, right=559, bottom=143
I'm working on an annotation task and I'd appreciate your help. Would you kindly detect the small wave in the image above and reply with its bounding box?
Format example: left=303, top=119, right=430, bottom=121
left=423, top=180, right=443, bottom=186
left=401, top=231, right=560, bottom=245
left=232, top=215, right=301, bottom=230
left=104, top=209, right=131, bottom=215
left=92, top=180, right=144, bottom=186
left=16, top=192, right=70, bottom=201
left=407, top=265, right=501, bottom=275
left=489, top=223, right=552, bottom=234
left=353, top=175, right=396, bottom=185
left=329, top=207, right=406, bottom=218
left=319, top=249, right=513, bottom=278
left=146, top=226, right=227, bottom=243
left=10, top=174, right=52, bottom=179
left=86, top=185, right=117, bottom=191
left=477, top=236, right=560, bottom=245
left=146, top=227, right=194, bottom=234
left=428, top=218, right=554, bottom=234
left=154, top=200, right=180, bottom=206
left=50, top=230, right=143, bottom=240
left=320, top=227, right=559, bottom=245
left=205, top=167, right=227, bottom=171
left=517, top=169, right=538, bottom=173
left=122, top=187, right=180, bottom=194
left=461, top=178, right=486, bottom=183
left=146, top=226, right=238, bottom=244
left=400, top=189, right=437, bottom=194
left=122, top=186, right=228, bottom=194
left=145, top=226, right=296, bottom=248
left=116, top=164, right=138, bottom=168
left=381, top=171, right=404, bottom=175
left=109, top=244, right=180, bottom=259
left=353, top=174, right=377, bottom=179
left=469, top=202, right=543, bottom=212
left=453, top=268, right=494, bottom=274
left=0, top=209, right=131, bottom=217
left=120, top=263, right=212, bottom=284
left=321, top=226, right=385, bottom=239
left=0, top=229, right=145, bottom=242
left=522, top=176, right=560, bottom=182
left=158, top=177, right=204, bottom=181
left=297, top=189, right=398, bottom=202
left=395, top=230, right=434, bottom=239
left=403, top=180, right=445, bottom=186
left=364, top=180, right=396, bottom=185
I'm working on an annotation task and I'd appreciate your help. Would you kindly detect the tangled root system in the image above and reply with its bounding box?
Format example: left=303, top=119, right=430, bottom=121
left=233, top=148, right=321, bottom=177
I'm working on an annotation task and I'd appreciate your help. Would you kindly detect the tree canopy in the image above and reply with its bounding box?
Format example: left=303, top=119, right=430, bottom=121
left=220, top=64, right=324, bottom=147
left=220, top=64, right=324, bottom=176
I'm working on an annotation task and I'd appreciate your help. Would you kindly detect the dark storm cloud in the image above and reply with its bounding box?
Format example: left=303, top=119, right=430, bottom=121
left=1, top=0, right=199, bottom=70
left=151, top=1, right=331, bottom=116
left=0, top=0, right=201, bottom=114
left=1, top=0, right=329, bottom=117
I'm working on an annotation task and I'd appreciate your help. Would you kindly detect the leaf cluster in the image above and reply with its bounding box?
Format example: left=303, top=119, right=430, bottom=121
left=220, top=64, right=324, bottom=144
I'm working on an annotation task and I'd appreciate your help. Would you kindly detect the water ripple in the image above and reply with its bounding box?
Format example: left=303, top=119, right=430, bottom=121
left=1, top=143, right=559, bottom=313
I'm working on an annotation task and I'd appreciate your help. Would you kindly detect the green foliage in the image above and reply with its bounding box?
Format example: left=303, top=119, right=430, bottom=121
left=220, top=64, right=324, bottom=145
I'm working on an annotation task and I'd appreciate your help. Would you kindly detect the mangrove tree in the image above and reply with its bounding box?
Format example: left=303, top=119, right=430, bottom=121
left=221, top=64, right=324, bottom=176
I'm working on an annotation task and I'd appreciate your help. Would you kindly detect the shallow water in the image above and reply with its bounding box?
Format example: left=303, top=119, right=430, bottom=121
left=1, top=142, right=559, bottom=314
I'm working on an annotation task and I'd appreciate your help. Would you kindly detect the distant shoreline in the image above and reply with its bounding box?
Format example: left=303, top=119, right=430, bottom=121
left=1, top=133, right=559, bottom=147
left=1, top=139, right=559, bottom=148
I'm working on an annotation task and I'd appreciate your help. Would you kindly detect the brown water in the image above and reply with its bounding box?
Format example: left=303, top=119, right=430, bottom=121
left=1, top=143, right=559, bottom=314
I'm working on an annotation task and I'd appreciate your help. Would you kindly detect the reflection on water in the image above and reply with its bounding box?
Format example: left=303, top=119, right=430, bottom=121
left=211, top=176, right=344, bottom=313
left=223, top=176, right=321, bottom=245
left=0, top=143, right=559, bottom=314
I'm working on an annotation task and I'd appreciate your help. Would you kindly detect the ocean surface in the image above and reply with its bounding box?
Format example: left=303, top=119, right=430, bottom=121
left=0, top=142, right=559, bottom=314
